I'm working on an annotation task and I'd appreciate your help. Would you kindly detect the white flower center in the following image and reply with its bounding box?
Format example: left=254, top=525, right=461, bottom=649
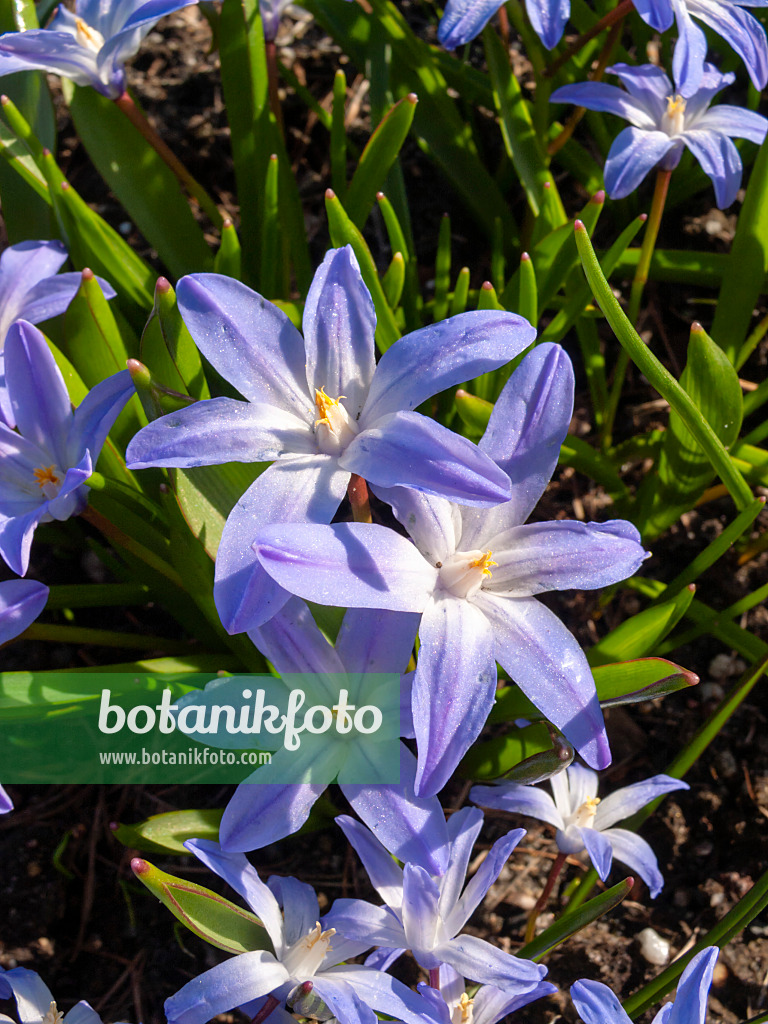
left=661, top=94, right=686, bottom=136
left=313, top=387, right=358, bottom=456
left=42, top=1004, right=64, bottom=1024
left=451, top=993, right=474, bottom=1024
left=282, top=922, right=336, bottom=978
left=33, top=464, right=63, bottom=501
left=75, top=17, right=105, bottom=53
left=438, top=549, right=497, bottom=600
left=570, top=796, right=600, bottom=829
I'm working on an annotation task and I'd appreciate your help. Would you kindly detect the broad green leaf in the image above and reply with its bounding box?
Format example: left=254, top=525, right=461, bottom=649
left=345, top=93, right=417, bottom=228
left=132, top=858, right=271, bottom=954
left=112, top=809, right=223, bottom=854
left=433, top=213, right=452, bottom=324
left=641, top=323, right=744, bottom=538
left=331, top=69, right=348, bottom=196
left=588, top=587, right=696, bottom=666
left=459, top=722, right=553, bottom=779
left=455, top=389, right=493, bottom=437
left=175, top=462, right=266, bottom=560
left=382, top=253, right=405, bottom=309
left=215, top=220, right=242, bottom=278
left=67, top=85, right=214, bottom=278
left=140, top=278, right=210, bottom=401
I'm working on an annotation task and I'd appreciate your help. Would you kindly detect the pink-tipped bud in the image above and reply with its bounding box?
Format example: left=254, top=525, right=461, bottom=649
left=591, top=189, right=605, bottom=204
left=691, top=321, right=704, bottom=333
left=521, top=252, right=531, bottom=262
left=0, top=95, right=8, bottom=105
left=222, top=218, right=233, bottom=229
left=407, top=93, right=418, bottom=103
left=544, top=181, right=551, bottom=190
left=82, top=268, right=94, bottom=281
left=155, top=276, right=171, bottom=295
left=640, top=213, right=648, bottom=222
left=481, top=281, right=493, bottom=290
left=131, top=857, right=149, bottom=876
left=574, top=219, right=585, bottom=231
left=376, top=191, right=385, bottom=201
left=42, top=147, right=51, bottom=156
left=325, top=188, right=336, bottom=199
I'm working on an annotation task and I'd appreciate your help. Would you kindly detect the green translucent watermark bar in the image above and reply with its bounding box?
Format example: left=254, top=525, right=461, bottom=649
left=0, top=672, right=401, bottom=784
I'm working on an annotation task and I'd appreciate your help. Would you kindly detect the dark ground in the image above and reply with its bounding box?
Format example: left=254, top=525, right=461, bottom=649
left=1, top=6, right=768, bottom=1024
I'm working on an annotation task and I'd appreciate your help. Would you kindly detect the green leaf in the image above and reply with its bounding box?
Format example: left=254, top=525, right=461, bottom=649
left=382, top=252, right=406, bottom=309
left=132, top=858, right=271, bottom=954
left=459, top=722, right=553, bottom=779
left=175, top=462, right=266, bottom=560
left=215, top=220, right=242, bottom=278
left=641, top=322, right=744, bottom=538
left=67, top=85, right=214, bottom=279
left=710, top=136, right=768, bottom=363
left=140, top=279, right=211, bottom=401
left=519, top=877, right=634, bottom=962
left=455, top=389, right=493, bottom=437
left=588, top=587, right=696, bottom=666
left=433, top=213, right=452, bottom=324
left=331, top=69, right=348, bottom=196
left=113, top=809, right=223, bottom=855
left=345, top=93, right=417, bottom=228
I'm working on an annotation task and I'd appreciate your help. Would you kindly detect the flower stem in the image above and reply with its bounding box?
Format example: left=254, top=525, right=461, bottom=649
left=114, top=90, right=224, bottom=228
left=81, top=506, right=185, bottom=589
left=543, top=0, right=632, bottom=78
left=265, top=41, right=285, bottom=136
left=348, top=474, right=373, bottom=523
left=601, top=168, right=671, bottom=448
left=429, top=968, right=441, bottom=989
left=251, top=995, right=280, bottom=1024
left=524, top=851, right=567, bottom=943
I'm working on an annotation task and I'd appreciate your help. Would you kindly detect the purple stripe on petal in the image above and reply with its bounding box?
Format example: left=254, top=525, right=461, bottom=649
left=0, top=578, right=48, bottom=643
left=164, top=953, right=288, bottom=1024
left=470, top=782, right=565, bottom=830
left=579, top=826, right=613, bottom=881
left=599, top=827, right=664, bottom=897
left=604, top=127, right=675, bottom=199
left=438, top=0, right=506, bottom=48
left=595, top=774, right=689, bottom=830
left=571, top=979, right=632, bottom=1024
left=667, top=947, right=719, bottom=1024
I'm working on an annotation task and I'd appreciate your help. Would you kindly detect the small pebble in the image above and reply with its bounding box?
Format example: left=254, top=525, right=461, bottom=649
left=637, top=927, right=671, bottom=966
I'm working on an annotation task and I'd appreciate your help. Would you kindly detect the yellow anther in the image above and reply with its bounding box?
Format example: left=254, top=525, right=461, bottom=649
left=666, top=94, right=686, bottom=117
left=42, top=1004, right=65, bottom=1024
left=305, top=922, right=336, bottom=949
left=33, top=465, right=60, bottom=489
left=314, top=387, right=346, bottom=431
left=468, top=550, right=497, bottom=577
left=459, top=993, right=473, bottom=1023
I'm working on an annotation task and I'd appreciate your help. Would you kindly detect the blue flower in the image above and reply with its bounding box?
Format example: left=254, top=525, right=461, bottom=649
left=472, top=762, right=690, bottom=898
left=325, top=798, right=548, bottom=992
left=0, top=577, right=48, bottom=643
left=127, top=246, right=535, bottom=634
left=571, top=946, right=719, bottom=1024
left=438, top=0, right=569, bottom=50
left=0, top=321, right=134, bottom=576
left=633, top=0, right=768, bottom=96
left=0, top=0, right=199, bottom=99
left=0, top=783, right=11, bottom=813
left=0, top=966, right=128, bottom=1024
left=550, top=62, right=768, bottom=207
left=254, top=343, right=649, bottom=794
left=161, top=839, right=442, bottom=1024
left=419, top=965, right=556, bottom=1024
left=0, top=241, right=115, bottom=426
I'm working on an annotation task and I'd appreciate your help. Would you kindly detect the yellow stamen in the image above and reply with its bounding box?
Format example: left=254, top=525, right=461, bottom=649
left=314, top=387, right=346, bottom=431
left=468, top=550, right=497, bottom=578
left=666, top=94, right=686, bottom=117
left=459, top=994, right=473, bottom=1024
left=42, top=1004, right=65, bottom=1024
left=33, top=465, right=60, bottom=489
left=305, top=922, right=336, bottom=949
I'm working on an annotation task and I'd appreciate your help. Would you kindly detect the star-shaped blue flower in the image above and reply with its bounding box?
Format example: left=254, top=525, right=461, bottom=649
left=551, top=62, right=768, bottom=207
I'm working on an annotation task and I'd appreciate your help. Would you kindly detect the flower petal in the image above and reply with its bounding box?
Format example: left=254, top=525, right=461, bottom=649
left=578, top=826, right=614, bottom=880
left=0, top=968, right=55, bottom=1023
left=550, top=82, right=657, bottom=129
left=372, top=486, right=462, bottom=566
left=19, top=272, right=114, bottom=328
left=446, top=828, right=526, bottom=934
left=335, top=606, right=420, bottom=674
left=473, top=980, right=557, bottom=1024
left=605, top=62, right=672, bottom=121
left=302, top=247, right=376, bottom=419
left=176, top=274, right=312, bottom=417
left=255, top=522, right=437, bottom=613
left=0, top=505, right=46, bottom=576
left=0, top=578, right=48, bottom=643
left=603, top=127, right=675, bottom=199
left=473, top=592, right=611, bottom=770
left=0, top=783, right=12, bottom=812
left=164, top=952, right=288, bottom=1024
left=126, top=397, right=314, bottom=469
left=666, top=947, right=719, bottom=1024
left=669, top=0, right=709, bottom=97
left=247, top=595, right=345, bottom=675
left=412, top=593, right=497, bottom=797
left=219, top=779, right=328, bottom=855
left=564, top=763, right=599, bottom=811
left=526, top=0, right=570, bottom=49
left=437, top=807, right=484, bottom=920
left=594, top=774, right=689, bottom=830
left=361, top=311, right=535, bottom=424
left=0, top=240, right=68, bottom=339
left=438, top=0, right=506, bottom=48
left=470, top=782, right=565, bottom=830
left=267, top=875, right=320, bottom=946
left=215, top=457, right=349, bottom=633
left=0, top=30, right=101, bottom=89
left=402, top=863, right=444, bottom=968
left=335, top=814, right=405, bottom=910
left=599, top=828, right=664, bottom=897
left=683, top=130, right=743, bottom=208
left=436, top=934, right=546, bottom=992
left=695, top=105, right=768, bottom=144
left=571, top=979, right=632, bottom=1024
left=310, top=975, right=377, bottom=1024
left=686, top=0, right=768, bottom=90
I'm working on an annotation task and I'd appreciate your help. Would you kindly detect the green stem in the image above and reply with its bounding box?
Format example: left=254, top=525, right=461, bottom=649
left=602, top=168, right=671, bottom=449
left=17, top=623, right=192, bottom=651
left=562, top=866, right=598, bottom=912
left=574, top=220, right=754, bottom=510
left=45, top=584, right=150, bottom=609
left=81, top=506, right=185, bottom=589
left=114, top=91, right=224, bottom=228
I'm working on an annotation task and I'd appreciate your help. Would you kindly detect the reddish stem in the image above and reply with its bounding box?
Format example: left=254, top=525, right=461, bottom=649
left=429, top=968, right=441, bottom=990
left=348, top=474, right=372, bottom=524
left=524, top=851, right=567, bottom=943
left=251, top=995, right=280, bottom=1024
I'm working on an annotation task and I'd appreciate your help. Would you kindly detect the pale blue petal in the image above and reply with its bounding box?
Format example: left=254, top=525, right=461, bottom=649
left=63, top=1002, right=102, bottom=1024
left=631, top=0, right=673, bottom=31
left=164, top=953, right=288, bottom=1024
left=412, top=593, right=497, bottom=797
left=0, top=240, right=68, bottom=339
left=126, top=397, right=314, bottom=468
left=604, top=128, right=675, bottom=199
left=372, top=486, right=461, bottom=566
left=343, top=747, right=451, bottom=875
left=470, top=782, right=565, bottom=830
left=361, top=311, right=535, bottom=424
left=438, top=0, right=506, bottom=48
left=670, top=0, right=709, bottom=97
left=364, top=948, right=405, bottom=972
left=571, top=980, right=632, bottom=1024
left=595, top=775, right=689, bottom=830
left=219, top=780, right=328, bottom=855
left=681, top=61, right=734, bottom=120
left=599, top=828, right=664, bottom=897
left=686, top=0, right=768, bottom=90
left=438, top=807, right=484, bottom=920
left=176, top=274, right=312, bottom=417
left=0, top=968, right=54, bottom=1023
left=255, top=522, right=438, bottom=613
left=683, top=130, right=743, bottom=208
left=473, top=592, right=611, bottom=770
left=436, top=934, right=546, bottom=992
left=526, top=0, right=570, bottom=49
left=319, top=968, right=436, bottom=1024
left=473, top=980, right=557, bottom=1024
left=335, top=606, right=419, bottom=674
left=0, top=579, right=48, bottom=643
left=67, top=369, right=134, bottom=466
left=695, top=106, right=768, bottom=144
left=579, top=826, right=614, bottom=880
left=401, top=863, right=443, bottom=969
left=19, top=272, right=114, bottom=327
left=184, top=839, right=285, bottom=950
left=550, top=82, right=657, bottom=129
left=302, top=247, right=376, bottom=420
left=215, top=457, right=349, bottom=633
left=0, top=783, right=11, bottom=812
left=487, top=519, right=647, bottom=596
left=268, top=875, right=320, bottom=946
left=447, top=828, right=526, bottom=934
left=335, top=814, right=405, bottom=910
left=606, top=62, right=672, bottom=121
left=247, top=595, right=344, bottom=675
left=5, top=321, right=71, bottom=466
left=96, top=0, right=200, bottom=86
left=0, top=505, right=46, bottom=576
left=565, top=763, right=599, bottom=810
left=0, top=31, right=101, bottom=89
left=324, top=898, right=405, bottom=947
left=310, top=975, right=377, bottom=1024
left=667, top=947, right=719, bottom=1024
